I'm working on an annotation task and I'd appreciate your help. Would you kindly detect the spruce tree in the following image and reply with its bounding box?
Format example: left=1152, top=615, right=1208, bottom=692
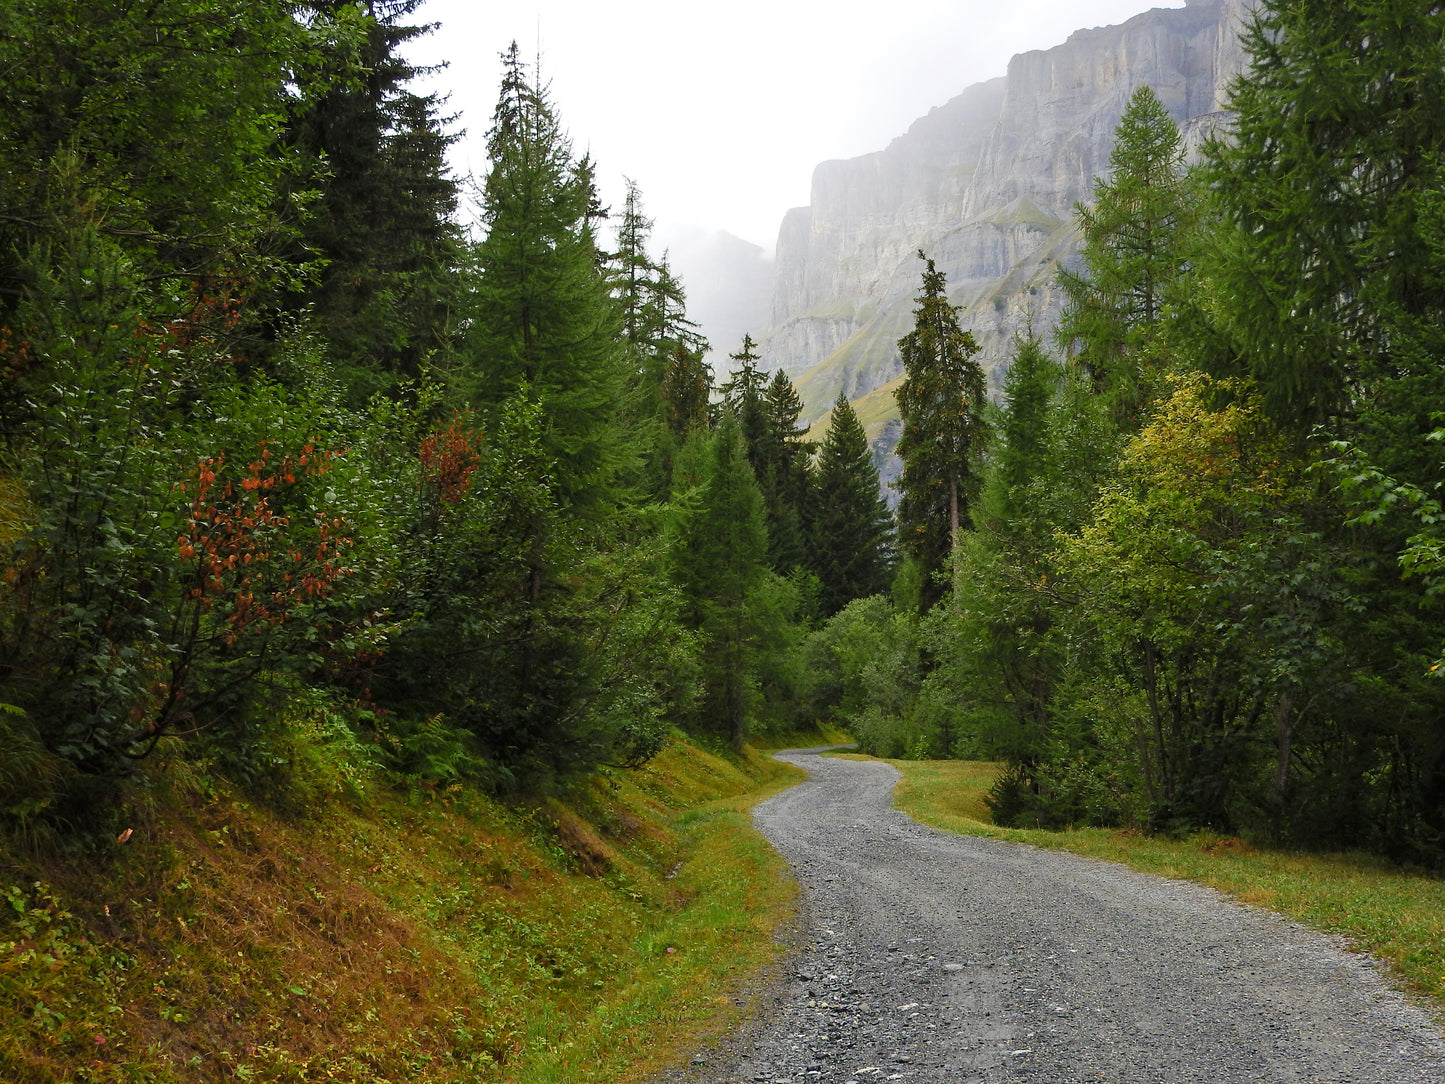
left=894, top=252, right=988, bottom=612
left=449, top=45, right=632, bottom=775
left=284, top=0, right=462, bottom=399
left=661, top=342, right=712, bottom=437
left=720, top=333, right=769, bottom=459
left=670, top=414, right=769, bottom=749
left=613, top=178, right=658, bottom=351
left=811, top=393, right=894, bottom=615
left=463, top=43, right=629, bottom=510
left=993, top=333, right=1061, bottom=526
left=756, top=369, right=815, bottom=572
left=1056, top=84, right=1189, bottom=424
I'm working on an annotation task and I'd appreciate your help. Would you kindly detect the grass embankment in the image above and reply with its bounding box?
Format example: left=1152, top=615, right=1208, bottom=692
left=870, top=757, right=1445, bottom=1015
left=1, top=737, right=807, bottom=1083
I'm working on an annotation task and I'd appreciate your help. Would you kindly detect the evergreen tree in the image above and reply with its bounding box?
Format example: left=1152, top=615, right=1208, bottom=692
left=1056, top=84, right=1190, bottom=424
left=647, top=255, right=704, bottom=355
left=606, top=184, right=704, bottom=400
left=894, top=252, right=989, bottom=612
left=811, top=393, right=894, bottom=615
left=756, top=369, right=815, bottom=572
left=449, top=45, right=633, bottom=775
left=0, top=0, right=340, bottom=326
left=1197, top=0, right=1445, bottom=862
left=462, top=43, right=629, bottom=510
left=720, top=333, right=769, bottom=458
left=1201, top=0, right=1445, bottom=431
left=613, top=177, right=657, bottom=351
left=670, top=414, right=769, bottom=749
left=284, top=0, right=463, bottom=399
left=993, top=333, right=1062, bottom=525
left=661, top=342, right=712, bottom=437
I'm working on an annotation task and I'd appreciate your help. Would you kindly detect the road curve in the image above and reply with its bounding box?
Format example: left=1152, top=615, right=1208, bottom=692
left=670, top=748, right=1445, bottom=1084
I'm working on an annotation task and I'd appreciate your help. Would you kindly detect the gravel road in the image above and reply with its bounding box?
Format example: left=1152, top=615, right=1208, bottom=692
left=661, top=747, right=1445, bottom=1084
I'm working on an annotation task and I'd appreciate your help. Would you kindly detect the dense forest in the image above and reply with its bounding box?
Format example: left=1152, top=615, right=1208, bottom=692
left=1, top=0, right=1443, bottom=875
left=857, top=0, right=1445, bottom=868
left=0, top=0, right=891, bottom=839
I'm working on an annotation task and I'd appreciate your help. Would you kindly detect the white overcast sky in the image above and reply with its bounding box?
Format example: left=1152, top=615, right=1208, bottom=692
left=406, top=0, right=1181, bottom=254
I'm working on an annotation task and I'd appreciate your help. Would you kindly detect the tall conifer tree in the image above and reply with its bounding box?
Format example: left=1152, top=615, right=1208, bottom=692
left=1056, top=84, right=1189, bottom=424
left=463, top=43, right=629, bottom=510
left=661, top=343, right=712, bottom=437
left=450, top=45, right=632, bottom=774
left=720, top=334, right=769, bottom=460
left=670, top=414, right=769, bottom=749
left=894, top=253, right=988, bottom=612
left=756, top=369, right=814, bottom=572
left=811, top=393, right=894, bottom=615
left=285, top=0, right=462, bottom=398
left=1202, top=0, right=1445, bottom=431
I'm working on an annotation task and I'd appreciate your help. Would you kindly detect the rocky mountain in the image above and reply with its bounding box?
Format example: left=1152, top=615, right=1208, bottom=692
left=757, top=0, right=1255, bottom=479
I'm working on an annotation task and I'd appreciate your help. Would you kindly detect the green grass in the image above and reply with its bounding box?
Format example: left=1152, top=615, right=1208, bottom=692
left=869, top=756, right=1445, bottom=1016
left=0, top=737, right=808, bottom=1084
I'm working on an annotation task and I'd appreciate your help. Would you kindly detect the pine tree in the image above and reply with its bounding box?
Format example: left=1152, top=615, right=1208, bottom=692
left=894, top=252, right=988, bottom=612
left=811, top=393, right=894, bottom=615
left=1056, top=84, right=1189, bottom=424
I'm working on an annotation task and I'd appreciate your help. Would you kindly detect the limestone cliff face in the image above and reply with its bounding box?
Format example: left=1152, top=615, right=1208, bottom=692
left=761, top=0, right=1255, bottom=470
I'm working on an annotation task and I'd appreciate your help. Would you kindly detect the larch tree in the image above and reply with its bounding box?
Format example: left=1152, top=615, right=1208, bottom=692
left=1056, top=84, right=1190, bottom=424
left=1201, top=0, right=1445, bottom=433
left=894, top=252, right=989, bottom=612
left=1198, top=0, right=1445, bottom=862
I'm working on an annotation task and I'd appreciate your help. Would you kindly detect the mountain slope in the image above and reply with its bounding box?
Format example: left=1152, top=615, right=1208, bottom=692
left=759, top=0, right=1254, bottom=483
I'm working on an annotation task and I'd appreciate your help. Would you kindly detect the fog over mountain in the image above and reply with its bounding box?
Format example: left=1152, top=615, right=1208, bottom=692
left=659, top=227, right=772, bottom=367
left=684, top=0, right=1254, bottom=485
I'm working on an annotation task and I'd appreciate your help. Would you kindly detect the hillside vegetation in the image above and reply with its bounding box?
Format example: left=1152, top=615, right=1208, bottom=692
left=1, top=736, right=803, bottom=1083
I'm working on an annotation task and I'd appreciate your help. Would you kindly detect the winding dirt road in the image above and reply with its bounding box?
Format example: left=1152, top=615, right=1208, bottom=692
left=667, top=748, right=1445, bottom=1084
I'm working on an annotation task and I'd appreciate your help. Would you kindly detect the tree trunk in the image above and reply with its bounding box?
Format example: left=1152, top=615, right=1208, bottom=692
left=1274, top=689, right=1294, bottom=805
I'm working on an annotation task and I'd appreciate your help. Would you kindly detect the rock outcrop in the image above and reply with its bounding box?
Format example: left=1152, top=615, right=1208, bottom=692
left=759, top=0, right=1255, bottom=477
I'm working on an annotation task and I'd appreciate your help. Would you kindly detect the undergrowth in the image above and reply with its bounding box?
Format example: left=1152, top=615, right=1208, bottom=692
left=0, top=735, right=807, bottom=1083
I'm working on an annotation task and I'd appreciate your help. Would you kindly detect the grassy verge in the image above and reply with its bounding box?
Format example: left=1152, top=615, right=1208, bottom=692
left=0, top=736, right=806, bottom=1083
left=869, top=756, right=1445, bottom=1014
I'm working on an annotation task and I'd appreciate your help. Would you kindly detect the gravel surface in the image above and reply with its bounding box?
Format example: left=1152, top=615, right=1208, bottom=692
left=656, top=747, right=1445, bottom=1084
